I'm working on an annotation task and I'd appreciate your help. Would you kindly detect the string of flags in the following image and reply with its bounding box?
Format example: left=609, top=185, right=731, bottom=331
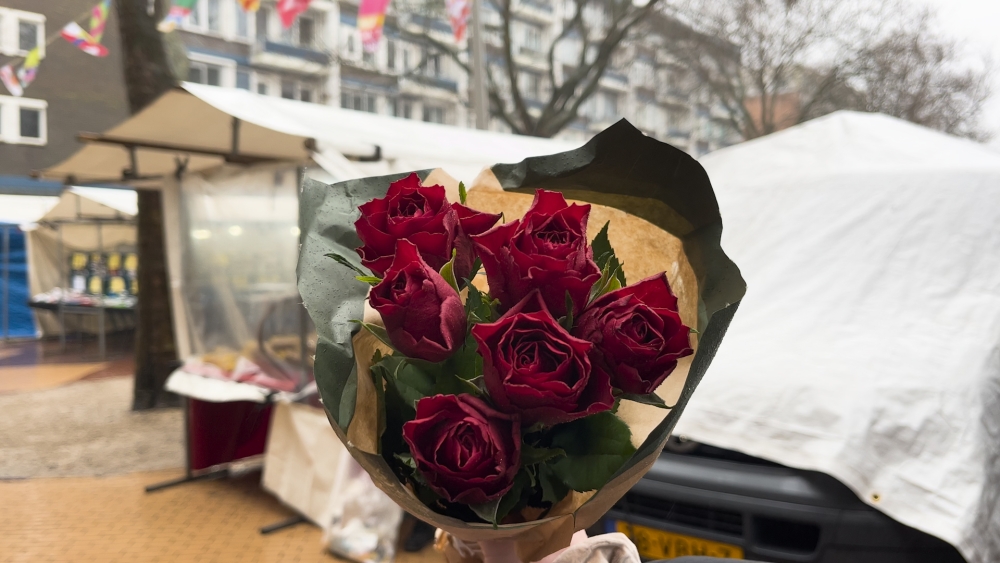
left=357, top=0, right=468, bottom=54
left=0, top=0, right=111, bottom=97
left=159, top=0, right=313, bottom=32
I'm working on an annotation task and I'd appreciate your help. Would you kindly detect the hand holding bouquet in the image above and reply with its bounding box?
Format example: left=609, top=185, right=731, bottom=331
left=298, top=121, right=744, bottom=561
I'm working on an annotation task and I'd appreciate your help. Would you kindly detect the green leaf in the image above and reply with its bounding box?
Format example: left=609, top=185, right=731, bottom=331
left=547, top=412, right=636, bottom=492
left=439, top=249, right=459, bottom=293
left=449, top=332, right=484, bottom=382
left=538, top=463, right=570, bottom=504
left=689, top=327, right=700, bottom=334
left=469, top=470, right=529, bottom=527
left=395, top=452, right=416, bottom=469
left=459, top=181, right=468, bottom=205
left=325, top=252, right=367, bottom=276
left=465, top=281, right=495, bottom=324
left=591, top=222, right=614, bottom=270
left=559, top=291, right=575, bottom=331
left=521, top=444, right=565, bottom=466
left=355, top=275, right=382, bottom=286
left=351, top=320, right=396, bottom=352
left=589, top=222, right=627, bottom=302
left=620, top=392, right=671, bottom=409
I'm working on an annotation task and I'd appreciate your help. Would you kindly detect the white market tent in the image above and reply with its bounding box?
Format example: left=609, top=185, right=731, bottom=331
left=673, top=111, right=1000, bottom=562
left=42, top=82, right=581, bottom=186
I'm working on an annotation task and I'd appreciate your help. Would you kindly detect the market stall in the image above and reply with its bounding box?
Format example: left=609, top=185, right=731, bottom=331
left=24, top=187, right=138, bottom=357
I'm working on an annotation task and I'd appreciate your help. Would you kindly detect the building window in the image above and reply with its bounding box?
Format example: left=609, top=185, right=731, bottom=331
left=521, top=23, right=542, bottom=54
left=256, top=8, right=268, bottom=39
left=403, top=48, right=410, bottom=71
left=342, top=91, right=376, bottom=112
left=300, top=86, right=313, bottom=102
left=257, top=82, right=268, bottom=95
left=207, top=0, right=221, bottom=32
left=0, top=9, right=45, bottom=57
left=387, top=41, right=396, bottom=70
left=236, top=69, right=251, bottom=90
left=235, top=3, right=249, bottom=38
left=19, top=106, right=39, bottom=138
left=423, top=106, right=444, bottom=124
left=363, top=50, right=375, bottom=66
left=520, top=72, right=540, bottom=99
left=188, top=62, right=224, bottom=86
left=281, top=79, right=296, bottom=99
left=299, top=17, right=314, bottom=47
left=0, top=96, right=46, bottom=145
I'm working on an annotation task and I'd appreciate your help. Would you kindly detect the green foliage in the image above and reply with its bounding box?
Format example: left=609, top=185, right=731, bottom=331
left=559, top=291, right=575, bottom=331
left=440, top=250, right=460, bottom=293
left=355, top=275, right=382, bottom=286
left=589, top=222, right=627, bottom=302
left=459, top=181, right=468, bottom=205
left=620, top=392, right=671, bottom=409
left=351, top=321, right=396, bottom=352
left=546, top=412, right=636, bottom=492
left=325, top=252, right=368, bottom=276
left=469, top=470, right=531, bottom=527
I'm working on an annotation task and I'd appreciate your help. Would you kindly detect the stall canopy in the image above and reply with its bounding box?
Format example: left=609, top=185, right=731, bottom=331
left=41, top=83, right=581, bottom=185
left=673, top=111, right=1000, bottom=562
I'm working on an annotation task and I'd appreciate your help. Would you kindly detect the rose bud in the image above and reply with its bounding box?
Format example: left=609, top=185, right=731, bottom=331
left=369, top=240, right=466, bottom=363
left=451, top=202, right=501, bottom=281
left=355, top=173, right=459, bottom=277
left=575, top=274, right=693, bottom=395
left=472, top=291, right=614, bottom=426
left=402, top=394, right=521, bottom=505
left=472, top=189, right=601, bottom=318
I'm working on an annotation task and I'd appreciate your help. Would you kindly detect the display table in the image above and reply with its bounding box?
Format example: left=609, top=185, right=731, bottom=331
left=28, top=299, right=135, bottom=359
left=147, top=368, right=280, bottom=492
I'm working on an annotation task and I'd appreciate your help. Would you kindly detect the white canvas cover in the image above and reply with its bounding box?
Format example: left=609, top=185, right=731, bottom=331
left=672, top=111, right=1000, bottom=562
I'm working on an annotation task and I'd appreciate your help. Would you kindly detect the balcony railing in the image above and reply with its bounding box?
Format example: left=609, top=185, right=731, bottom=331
left=667, top=128, right=691, bottom=139
left=258, top=39, right=330, bottom=65
left=518, top=0, right=554, bottom=13
left=411, top=73, right=459, bottom=93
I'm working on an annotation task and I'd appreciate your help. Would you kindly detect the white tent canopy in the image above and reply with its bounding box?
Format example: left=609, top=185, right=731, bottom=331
left=43, top=83, right=581, bottom=185
left=674, top=111, right=1000, bottom=562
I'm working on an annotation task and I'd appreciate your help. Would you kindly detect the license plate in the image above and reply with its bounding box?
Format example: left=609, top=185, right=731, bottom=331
left=615, top=520, right=744, bottom=560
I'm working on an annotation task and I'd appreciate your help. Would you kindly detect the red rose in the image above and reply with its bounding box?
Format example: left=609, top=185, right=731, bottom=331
left=472, top=190, right=601, bottom=318
left=575, top=274, right=693, bottom=395
left=402, top=394, right=521, bottom=504
left=355, top=174, right=498, bottom=281
left=369, top=240, right=466, bottom=363
left=472, top=291, right=614, bottom=426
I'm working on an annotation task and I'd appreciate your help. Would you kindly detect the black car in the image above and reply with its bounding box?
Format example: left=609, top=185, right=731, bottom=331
left=594, top=438, right=966, bottom=563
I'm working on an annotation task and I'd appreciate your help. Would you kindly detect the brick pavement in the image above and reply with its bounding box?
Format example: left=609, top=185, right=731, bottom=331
left=1, top=469, right=442, bottom=563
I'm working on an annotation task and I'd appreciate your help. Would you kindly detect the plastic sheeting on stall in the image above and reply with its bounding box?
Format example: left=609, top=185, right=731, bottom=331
left=672, top=111, right=1000, bottom=562
left=162, top=164, right=310, bottom=381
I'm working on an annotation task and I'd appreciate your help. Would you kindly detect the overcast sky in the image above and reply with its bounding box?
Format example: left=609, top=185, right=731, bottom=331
left=910, top=0, right=1000, bottom=145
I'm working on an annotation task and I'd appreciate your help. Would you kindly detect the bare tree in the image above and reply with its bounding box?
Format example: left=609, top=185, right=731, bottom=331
left=662, top=0, right=993, bottom=141
left=843, top=11, right=993, bottom=141
left=661, top=0, right=891, bottom=139
left=400, top=0, right=664, bottom=137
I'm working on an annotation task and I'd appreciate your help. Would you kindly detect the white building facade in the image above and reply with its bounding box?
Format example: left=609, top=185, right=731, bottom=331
left=175, top=0, right=736, bottom=156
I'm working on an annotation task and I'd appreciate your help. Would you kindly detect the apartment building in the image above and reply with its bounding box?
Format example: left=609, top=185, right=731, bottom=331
left=174, top=0, right=737, bottom=155
left=0, top=0, right=130, bottom=188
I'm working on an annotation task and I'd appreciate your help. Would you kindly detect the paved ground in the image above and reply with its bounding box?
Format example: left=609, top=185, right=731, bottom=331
left=0, top=376, right=183, bottom=478
left=0, top=469, right=441, bottom=563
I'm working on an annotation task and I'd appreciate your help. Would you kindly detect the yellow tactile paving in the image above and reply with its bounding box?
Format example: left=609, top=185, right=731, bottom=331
left=0, top=362, right=109, bottom=394
left=0, top=470, right=445, bottom=563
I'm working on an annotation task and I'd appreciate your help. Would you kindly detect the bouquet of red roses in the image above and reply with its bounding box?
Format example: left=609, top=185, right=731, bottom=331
left=298, top=121, right=744, bottom=560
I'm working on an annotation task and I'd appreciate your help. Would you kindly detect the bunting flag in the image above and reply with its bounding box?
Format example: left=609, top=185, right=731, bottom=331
left=0, top=65, right=23, bottom=97
left=238, top=0, right=261, bottom=12
left=61, top=22, right=110, bottom=57
left=277, top=0, right=313, bottom=28
left=89, top=0, right=111, bottom=43
left=158, top=0, right=199, bottom=33
left=444, top=0, right=470, bottom=42
left=358, top=0, right=391, bottom=53
left=16, top=48, right=41, bottom=88
left=61, top=0, right=111, bottom=56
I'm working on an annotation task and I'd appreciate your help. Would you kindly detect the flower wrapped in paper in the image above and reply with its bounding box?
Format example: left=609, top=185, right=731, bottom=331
left=297, top=121, right=745, bottom=561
